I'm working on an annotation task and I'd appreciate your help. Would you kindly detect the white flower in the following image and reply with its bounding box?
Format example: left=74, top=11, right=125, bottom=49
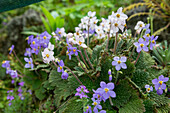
left=97, top=31, right=105, bottom=39
left=52, top=32, right=59, bottom=40
left=95, top=26, right=103, bottom=33
left=67, top=33, right=73, bottom=39
left=113, top=7, right=128, bottom=20
left=48, top=42, right=54, bottom=51
left=74, top=27, right=82, bottom=37
left=134, top=21, right=145, bottom=33
left=68, top=37, right=77, bottom=44
left=76, top=36, right=87, bottom=48
left=42, top=48, right=54, bottom=64
left=111, top=19, right=121, bottom=33
left=58, top=28, right=66, bottom=37
left=88, top=11, right=96, bottom=18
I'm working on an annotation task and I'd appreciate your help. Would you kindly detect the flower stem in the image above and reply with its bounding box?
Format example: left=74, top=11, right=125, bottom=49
left=113, top=32, right=118, bottom=54
left=77, top=55, right=88, bottom=73
left=83, top=48, right=94, bottom=70
left=106, top=33, right=110, bottom=51
left=87, top=26, right=89, bottom=46
left=64, top=66, right=83, bottom=85
left=78, top=46, right=89, bottom=68
left=52, top=61, right=83, bottom=85
left=134, top=51, right=141, bottom=65
left=12, top=50, right=24, bottom=67
left=109, top=97, right=113, bottom=106
left=126, top=77, right=145, bottom=98
left=115, top=71, right=119, bottom=84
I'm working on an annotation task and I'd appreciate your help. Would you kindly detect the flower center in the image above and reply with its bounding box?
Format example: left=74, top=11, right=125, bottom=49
left=66, top=51, right=69, bottom=54
left=73, top=49, right=76, bottom=52
left=93, top=102, right=97, bottom=106
left=76, top=32, right=79, bottom=35
left=28, top=61, right=31, bottom=64
left=139, top=24, right=143, bottom=27
left=116, top=14, right=120, bottom=18
left=34, top=48, right=36, bottom=51
left=43, top=36, right=47, bottom=39
left=86, top=106, right=89, bottom=109
left=124, top=24, right=126, bottom=27
left=58, top=31, right=61, bottom=34
left=60, top=66, right=62, bottom=70
left=2, top=61, right=6, bottom=64
left=146, top=34, right=150, bottom=37
left=159, top=81, right=163, bottom=85
left=46, top=54, right=49, bottom=58
left=98, top=95, right=100, bottom=98
left=32, top=41, right=35, bottom=45
left=117, top=60, right=121, bottom=64
left=104, top=88, right=109, bottom=93
left=79, top=41, right=82, bottom=45
left=9, top=48, right=11, bottom=51
left=26, top=37, right=29, bottom=40
left=147, top=88, right=150, bottom=91
left=140, top=44, right=144, bottom=47
left=152, top=40, right=155, bottom=43
left=94, top=21, right=96, bottom=24
left=99, top=33, right=102, bottom=36
left=115, top=23, right=118, bottom=27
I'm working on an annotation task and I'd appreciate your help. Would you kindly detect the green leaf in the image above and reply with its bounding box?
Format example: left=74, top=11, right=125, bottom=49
left=41, top=16, right=51, bottom=33
left=35, top=87, right=46, bottom=100
left=40, top=6, right=55, bottom=31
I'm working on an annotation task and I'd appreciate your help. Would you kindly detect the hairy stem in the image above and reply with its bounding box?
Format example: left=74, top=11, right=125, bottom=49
left=106, top=33, right=110, bottom=51
left=109, top=97, right=113, bottom=106
left=134, top=51, right=141, bottom=65
left=113, top=32, right=118, bottom=54
left=77, top=55, right=87, bottom=73
left=52, top=61, right=83, bottom=85
left=114, top=71, right=119, bottom=84
left=87, top=25, right=89, bottom=46
left=78, top=46, right=89, bottom=68
left=12, top=50, right=24, bottom=67
left=83, top=48, right=94, bottom=70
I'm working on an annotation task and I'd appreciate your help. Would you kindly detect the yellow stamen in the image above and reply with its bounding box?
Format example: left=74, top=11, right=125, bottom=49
left=73, top=49, right=76, bottom=52
left=66, top=51, right=69, bottom=54
left=60, top=66, right=62, bottom=70
left=58, top=31, right=61, bottom=34
left=46, top=54, right=49, bottom=58
left=28, top=61, right=31, bottom=64
left=140, top=44, right=144, bottom=47
left=152, top=40, right=155, bottom=43
left=139, top=24, right=143, bottom=27
left=98, top=95, right=100, bottom=98
left=124, top=24, right=126, bottom=27
left=93, top=102, right=97, bottom=106
left=116, top=14, right=120, bottom=18
left=43, top=36, right=47, bottom=39
left=117, top=60, right=121, bottom=64
left=159, top=81, right=163, bottom=85
left=2, top=61, right=6, bottom=64
left=76, top=32, right=79, bottom=35
left=115, top=23, right=118, bottom=27
left=34, top=48, right=36, bottom=51
left=146, top=34, right=150, bottom=37
left=86, top=106, right=89, bottom=109
left=79, top=41, right=82, bottom=45
left=104, top=88, right=109, bottom=93
left=32, top=41, right=35, bottom=45
left=26, top=37, right=29, bottom=40
left=147, top=88, right=150, bottom=91
left=8, top=48, right=11, bottom=51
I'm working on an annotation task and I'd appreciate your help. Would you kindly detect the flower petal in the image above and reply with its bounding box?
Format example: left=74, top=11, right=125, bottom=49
left=120, top=56, right=127, bottom=62
left=157, top=89, right=163, bottom=95
left=163, top=77, right=169, bottom=82
left=158, top=75, right=164, bottom=81
left=152, top=78, right=158, bottom=84
left=120, top=63, right=127, bottom=69
left=103, top=92, right=109, bottom=100
left=113, top=57, right=119, bottom=61
left=137, top=46, right=142, bottom=53
left=145, top=85, right=149, bottom=89
left=109, top=91, right=116, bottom=98
left=107, top=83, right=114, bottom=90
left=161, top=83, right=166, bottom=90
left=115, top=65, right=121, bottom=71
left=100, top=81, right=106, bottom=88
left=112, top=61, right=117, bottom=66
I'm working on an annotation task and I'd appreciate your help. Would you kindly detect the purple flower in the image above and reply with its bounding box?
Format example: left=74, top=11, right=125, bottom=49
left=108, top=69, right=111, bottom=75
left=10, top=70, right=18, bottom=78
left=150, top=35, right=158, bottom=50
left=57, top=60, right=64, bottom=72
left=28, top=90, right=32, bottom=95
left=30, top=38, right=39, bottom=48
left=6, top=67, right=12, bottom=74
left=18, top=82, right=24, bottom=86
left=152, top=75, right=169, bottom=95
left=31, top=46, right=40, bottom=55
left=2, top=60, right=10, bottom=68
left=40, top=31, right=51, bottom=48
left=96, top=81, right=116, bottom=100
left=84, top=105, right=92, bottom=113
left=143, top=29, right=150, bottom=41
left=18, top=87, right=22, bottom=93
left=143, top=24, right=150, bottom=29
left=68, top=47, right=79, bottom=60
left=61, top=71, right=69, bottom=79
left=24, top=58, right=34, bottom=69
left=9, top=45, right=14, bottom=55
left=92, top=89, right=105, bottom=102
left=11, top=80, right=15, bottom=84
left=75, top=85, right=89, bottom=98
left=99, top=110, right=106, bottom=113
left=7, top=90, right=13, bottom=93
left=24, top=48, right=32, bottom=57
left=7, top=95, right=14, bottom=101
left=112, top=56, right=127, bottom=71
left=8, top=102, right=12, bottom=106
left=134, top=38, right=149, bottom=53
left=26, top=35, right=34, bottom=44
left=92, top=98, right=102, bottom=113
left=145, top=85, right=153, bottom=93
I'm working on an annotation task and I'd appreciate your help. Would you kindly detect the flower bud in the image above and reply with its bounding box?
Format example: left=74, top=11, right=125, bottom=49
left=108, top=69, right=111, bottom=75
left=109, top=75, right=112, bottom=82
